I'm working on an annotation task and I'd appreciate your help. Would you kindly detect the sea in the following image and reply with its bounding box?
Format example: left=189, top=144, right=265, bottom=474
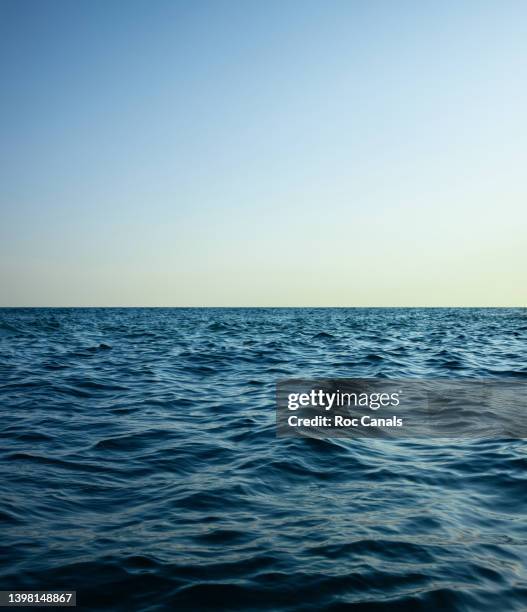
left=0, top=307, right=526, bottom=611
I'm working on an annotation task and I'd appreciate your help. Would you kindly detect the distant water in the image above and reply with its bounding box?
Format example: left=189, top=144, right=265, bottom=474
left=1, top=308, right=526, bottom=611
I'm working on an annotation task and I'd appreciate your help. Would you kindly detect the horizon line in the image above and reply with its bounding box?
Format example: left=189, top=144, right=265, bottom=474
left=1, top=305, right=525, bottom=309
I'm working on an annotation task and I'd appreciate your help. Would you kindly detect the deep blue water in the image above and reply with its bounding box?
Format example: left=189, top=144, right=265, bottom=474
left=0, top=308, right=526, bottom=611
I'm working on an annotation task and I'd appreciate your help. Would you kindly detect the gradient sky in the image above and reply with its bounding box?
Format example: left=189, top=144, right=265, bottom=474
left=1, top=0, right=526, bottom=306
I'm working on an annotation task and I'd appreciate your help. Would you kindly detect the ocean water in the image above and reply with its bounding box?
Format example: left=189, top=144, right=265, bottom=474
left=0, top=307, right=526, bottom=611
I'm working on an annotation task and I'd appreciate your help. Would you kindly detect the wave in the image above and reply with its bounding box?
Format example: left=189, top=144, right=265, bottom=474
left=0, top=307, right=526, bottom=610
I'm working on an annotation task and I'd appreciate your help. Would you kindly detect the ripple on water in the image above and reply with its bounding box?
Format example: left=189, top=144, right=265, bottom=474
left=0, top=307, right=526, bottom=610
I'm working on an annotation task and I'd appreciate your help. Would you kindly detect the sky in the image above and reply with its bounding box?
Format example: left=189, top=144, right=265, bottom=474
left=1, top=0, right=526, bottom=306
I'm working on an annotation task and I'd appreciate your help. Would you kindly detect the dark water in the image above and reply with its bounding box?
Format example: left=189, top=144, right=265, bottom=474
left=1, top=308, right=527, bottom=611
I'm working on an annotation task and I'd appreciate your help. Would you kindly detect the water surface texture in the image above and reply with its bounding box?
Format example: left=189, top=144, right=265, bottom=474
left=1, top=308, right=526, bottom=611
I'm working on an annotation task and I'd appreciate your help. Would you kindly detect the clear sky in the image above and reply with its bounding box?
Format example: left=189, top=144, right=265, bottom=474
left=1, top=0, right=526, bottom=306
